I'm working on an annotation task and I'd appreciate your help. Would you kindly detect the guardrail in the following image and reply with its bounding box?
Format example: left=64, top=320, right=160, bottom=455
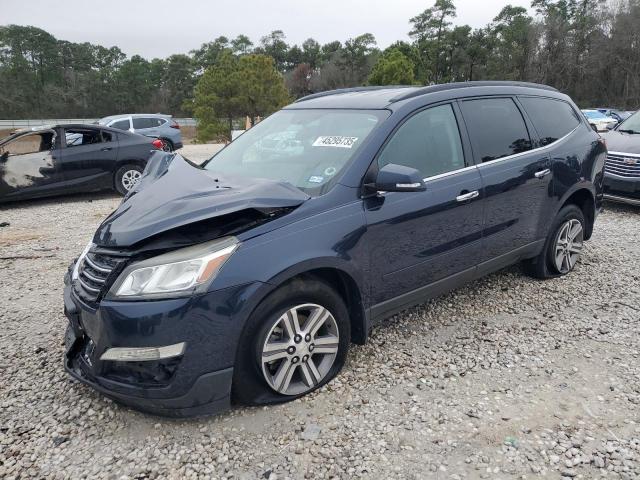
left=0, top=118, right=198, bottom=129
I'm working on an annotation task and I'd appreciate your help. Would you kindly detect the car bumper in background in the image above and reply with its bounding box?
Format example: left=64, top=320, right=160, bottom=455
left=63, top=273, right=264, bottom=417
left=603, top=173, right=640, bottom=206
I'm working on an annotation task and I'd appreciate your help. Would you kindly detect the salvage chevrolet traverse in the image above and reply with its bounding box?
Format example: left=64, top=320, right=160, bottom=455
left=64, top=82, right=606, bottom=416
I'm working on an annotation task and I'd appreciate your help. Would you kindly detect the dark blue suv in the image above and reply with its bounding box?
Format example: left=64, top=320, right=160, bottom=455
left=64, top=82, right=606, bottom=416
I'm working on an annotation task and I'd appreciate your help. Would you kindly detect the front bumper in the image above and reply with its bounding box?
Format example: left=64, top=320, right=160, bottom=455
left=603, top=173, right=640, bottom=206
left=63, top=273, right=263, bottom=417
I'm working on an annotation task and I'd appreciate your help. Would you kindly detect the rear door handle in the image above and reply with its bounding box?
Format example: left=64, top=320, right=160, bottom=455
left=535, top=168, right=551, bottom=179
left=101, top=147, right=113, bottom=152
left=456, top=190, right=479, bottom=202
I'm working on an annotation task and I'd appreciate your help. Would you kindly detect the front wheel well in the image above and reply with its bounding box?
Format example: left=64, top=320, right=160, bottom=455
left=284, top=269, right=367, bottom=345
left=561, top=189, right=595, bottom=240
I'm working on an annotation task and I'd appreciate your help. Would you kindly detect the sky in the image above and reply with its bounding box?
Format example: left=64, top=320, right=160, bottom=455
left=2, top=0, right=533, bottom=59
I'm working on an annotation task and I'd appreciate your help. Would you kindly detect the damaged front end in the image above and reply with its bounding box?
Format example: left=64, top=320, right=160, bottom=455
left=63, top=152, right=310, bottom=416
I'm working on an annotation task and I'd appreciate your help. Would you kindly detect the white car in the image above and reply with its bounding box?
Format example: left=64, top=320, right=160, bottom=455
left=582, top=109, right=619, bottom=132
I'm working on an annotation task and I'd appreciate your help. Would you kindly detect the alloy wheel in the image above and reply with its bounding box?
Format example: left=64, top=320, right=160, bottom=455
left=121, top=169, right=142, bottom=191
left=554, top=218, right=583, bottom=274
left=261, top=303, right=340, bottom=396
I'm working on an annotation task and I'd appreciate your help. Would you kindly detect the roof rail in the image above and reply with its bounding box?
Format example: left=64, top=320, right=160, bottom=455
left=389, top=81, right=559, bottom=103
left=294, top=85, right=414, bottom=103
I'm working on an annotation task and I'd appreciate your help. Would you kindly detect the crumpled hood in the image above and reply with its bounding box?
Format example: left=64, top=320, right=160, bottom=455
left=603, top=130, right=640, bottom=155
left=94, top=153, right=310, bottom=247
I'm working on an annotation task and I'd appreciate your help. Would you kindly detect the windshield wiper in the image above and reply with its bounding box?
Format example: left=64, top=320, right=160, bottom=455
left=618, top=129, right=640, bottom=134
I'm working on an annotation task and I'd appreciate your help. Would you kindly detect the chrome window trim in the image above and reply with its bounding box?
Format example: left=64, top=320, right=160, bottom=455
left=609, top=151, right=640, bottom=158
left=421, top=124, right=580, bottom=183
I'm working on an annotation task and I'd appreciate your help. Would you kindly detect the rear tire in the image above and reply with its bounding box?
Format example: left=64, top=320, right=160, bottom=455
left=232, top=277, right=350, bottom=407
left=160, top=138, right=173, bottom=152
left=522, top=204, right=585, bottom=279
left=114, top=164, right=144, bottom=196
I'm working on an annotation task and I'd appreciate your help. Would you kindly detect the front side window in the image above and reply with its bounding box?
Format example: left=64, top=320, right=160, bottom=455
left=64, top=129, right=103, bottom=148
left=378, top=104, right=465, bottom=178
left=519, top=97, right=580, bottom=146
left=0, top=131, right=55, bottom=157
left=110, top=119, right=130, bottom=130
left=461, top=98, right=532, bottom=162
left=204, top=109, right=388, bottom=195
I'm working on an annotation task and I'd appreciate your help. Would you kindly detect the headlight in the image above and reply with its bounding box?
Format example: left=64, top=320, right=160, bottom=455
left=72, top=242, right=93, bottom=281
left=110, top=237, right=238, bottom=299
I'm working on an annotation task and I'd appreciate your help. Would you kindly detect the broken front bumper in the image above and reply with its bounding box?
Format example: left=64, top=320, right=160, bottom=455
left=63, top=273, right=263, bottom=417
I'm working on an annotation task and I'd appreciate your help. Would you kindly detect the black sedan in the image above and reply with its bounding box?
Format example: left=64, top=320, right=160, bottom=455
left=0, top=124, right=163, bottom=203
left=603, top=111, right=640, bottom=206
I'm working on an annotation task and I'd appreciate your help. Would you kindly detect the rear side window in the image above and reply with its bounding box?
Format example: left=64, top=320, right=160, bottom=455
left=519, top=97, right=580, bottom=146
left=460, top=98, right=532, bottom=162
left=64, top=128, right=103, bottom=147
left=378, top=104, right=465, bottom=178
left=110, top=119, right=130, bottom=130
left=133, top=117, right=165, bottom=129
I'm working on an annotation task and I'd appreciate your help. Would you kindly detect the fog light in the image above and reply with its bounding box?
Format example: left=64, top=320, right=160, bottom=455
left=100, top=342, right=186, bottom=362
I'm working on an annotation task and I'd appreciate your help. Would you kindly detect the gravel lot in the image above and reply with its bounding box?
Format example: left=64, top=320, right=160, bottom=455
left=1, top=153, right=639, bottom=479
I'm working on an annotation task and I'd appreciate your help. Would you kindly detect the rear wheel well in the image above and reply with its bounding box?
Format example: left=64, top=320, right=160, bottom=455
left=561, top=189, right=595, bottom=240
left=284, top=269, right=367, bottom=345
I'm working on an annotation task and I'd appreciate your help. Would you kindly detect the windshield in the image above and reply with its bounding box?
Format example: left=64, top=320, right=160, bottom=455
left=204, top=109, right=388, bottom=195
left=617, top=111, right=640, bottom=133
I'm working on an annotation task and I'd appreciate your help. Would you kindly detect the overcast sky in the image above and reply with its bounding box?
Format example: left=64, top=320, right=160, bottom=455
left=3, top=0, right=533, bottom=59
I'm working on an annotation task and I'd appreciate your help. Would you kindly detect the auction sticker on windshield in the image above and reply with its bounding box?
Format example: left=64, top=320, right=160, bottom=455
left=313, top=136, right=358, bottom=148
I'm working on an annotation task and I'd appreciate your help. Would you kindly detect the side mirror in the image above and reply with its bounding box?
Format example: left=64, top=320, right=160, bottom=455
left=368, top=163, right=426, bottom=193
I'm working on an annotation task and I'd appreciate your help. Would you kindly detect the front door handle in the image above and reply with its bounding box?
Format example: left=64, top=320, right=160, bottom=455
left=535, top=168, right=551, bottom=179
left=456, top=190, right=479, bottom=202
left=101, top=147, right=113, bottom=152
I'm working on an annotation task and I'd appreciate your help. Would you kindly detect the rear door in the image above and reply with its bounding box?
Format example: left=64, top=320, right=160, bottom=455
left=364, top=103, right=484, bottom=315
left=132, top=117, right=162, bottom=138
left=458, top=97, right=552, bottom=270
left=57, top=127, right=119, bottom=188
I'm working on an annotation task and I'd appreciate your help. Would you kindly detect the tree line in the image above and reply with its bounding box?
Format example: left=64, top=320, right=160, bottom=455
left=1, top=0, right=639, bottom=139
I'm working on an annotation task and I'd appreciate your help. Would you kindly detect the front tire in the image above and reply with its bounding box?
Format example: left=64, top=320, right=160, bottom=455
left=114, top=164, right=144, bottom=195
left=233, top=278, right=350, bottom=406
left=523, top=204, right=585, bottom=279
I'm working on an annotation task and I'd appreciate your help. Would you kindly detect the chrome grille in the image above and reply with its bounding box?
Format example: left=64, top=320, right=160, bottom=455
left=74, top=252, right=126, bottom=305
left=605, top=153, right=640, bottom=178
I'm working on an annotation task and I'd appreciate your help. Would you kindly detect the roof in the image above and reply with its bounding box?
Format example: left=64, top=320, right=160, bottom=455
left=288, top=81, right=560, bottom=110
left=99, top=113, right=172, bottom=122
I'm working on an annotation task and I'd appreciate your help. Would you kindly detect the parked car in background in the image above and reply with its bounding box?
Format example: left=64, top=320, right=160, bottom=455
left=0, top=124, right=163, bottom=202
left=582, top=109, right=619, bottom=132
left=63, top=81, right=605, bottom=417
left=596, top=108, right=634, bottom=123
left=97, top=114, right=183, bottom=152
left=603, top=110, right=640, bottom=205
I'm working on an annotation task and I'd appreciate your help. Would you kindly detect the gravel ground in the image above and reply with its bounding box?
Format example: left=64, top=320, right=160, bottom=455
left=1, top=177, right=639, bottom=479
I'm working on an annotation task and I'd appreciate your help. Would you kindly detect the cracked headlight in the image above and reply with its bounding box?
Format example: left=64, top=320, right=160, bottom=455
left=109, top=237, right=238, bottom=299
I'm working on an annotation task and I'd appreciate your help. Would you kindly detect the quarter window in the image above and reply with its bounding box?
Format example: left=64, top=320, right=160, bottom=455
left=460, top=98, right=532, bottom=162
left=378, top=104, right=465, bottom=178
left=519, top=97, right=580, bottom=146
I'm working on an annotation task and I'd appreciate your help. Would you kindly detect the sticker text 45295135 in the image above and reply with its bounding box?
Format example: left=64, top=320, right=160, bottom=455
left=312, top=136, right=359, bottom=148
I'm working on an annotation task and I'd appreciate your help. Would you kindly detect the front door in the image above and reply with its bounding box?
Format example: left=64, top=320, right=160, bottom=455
left=363, top=103, right=484, bottom=316
left=0, top=129, right=62, bottom=200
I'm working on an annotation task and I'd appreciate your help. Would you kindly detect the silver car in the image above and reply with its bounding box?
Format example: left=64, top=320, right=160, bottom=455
left=98, top=114, right=183, bottom=152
